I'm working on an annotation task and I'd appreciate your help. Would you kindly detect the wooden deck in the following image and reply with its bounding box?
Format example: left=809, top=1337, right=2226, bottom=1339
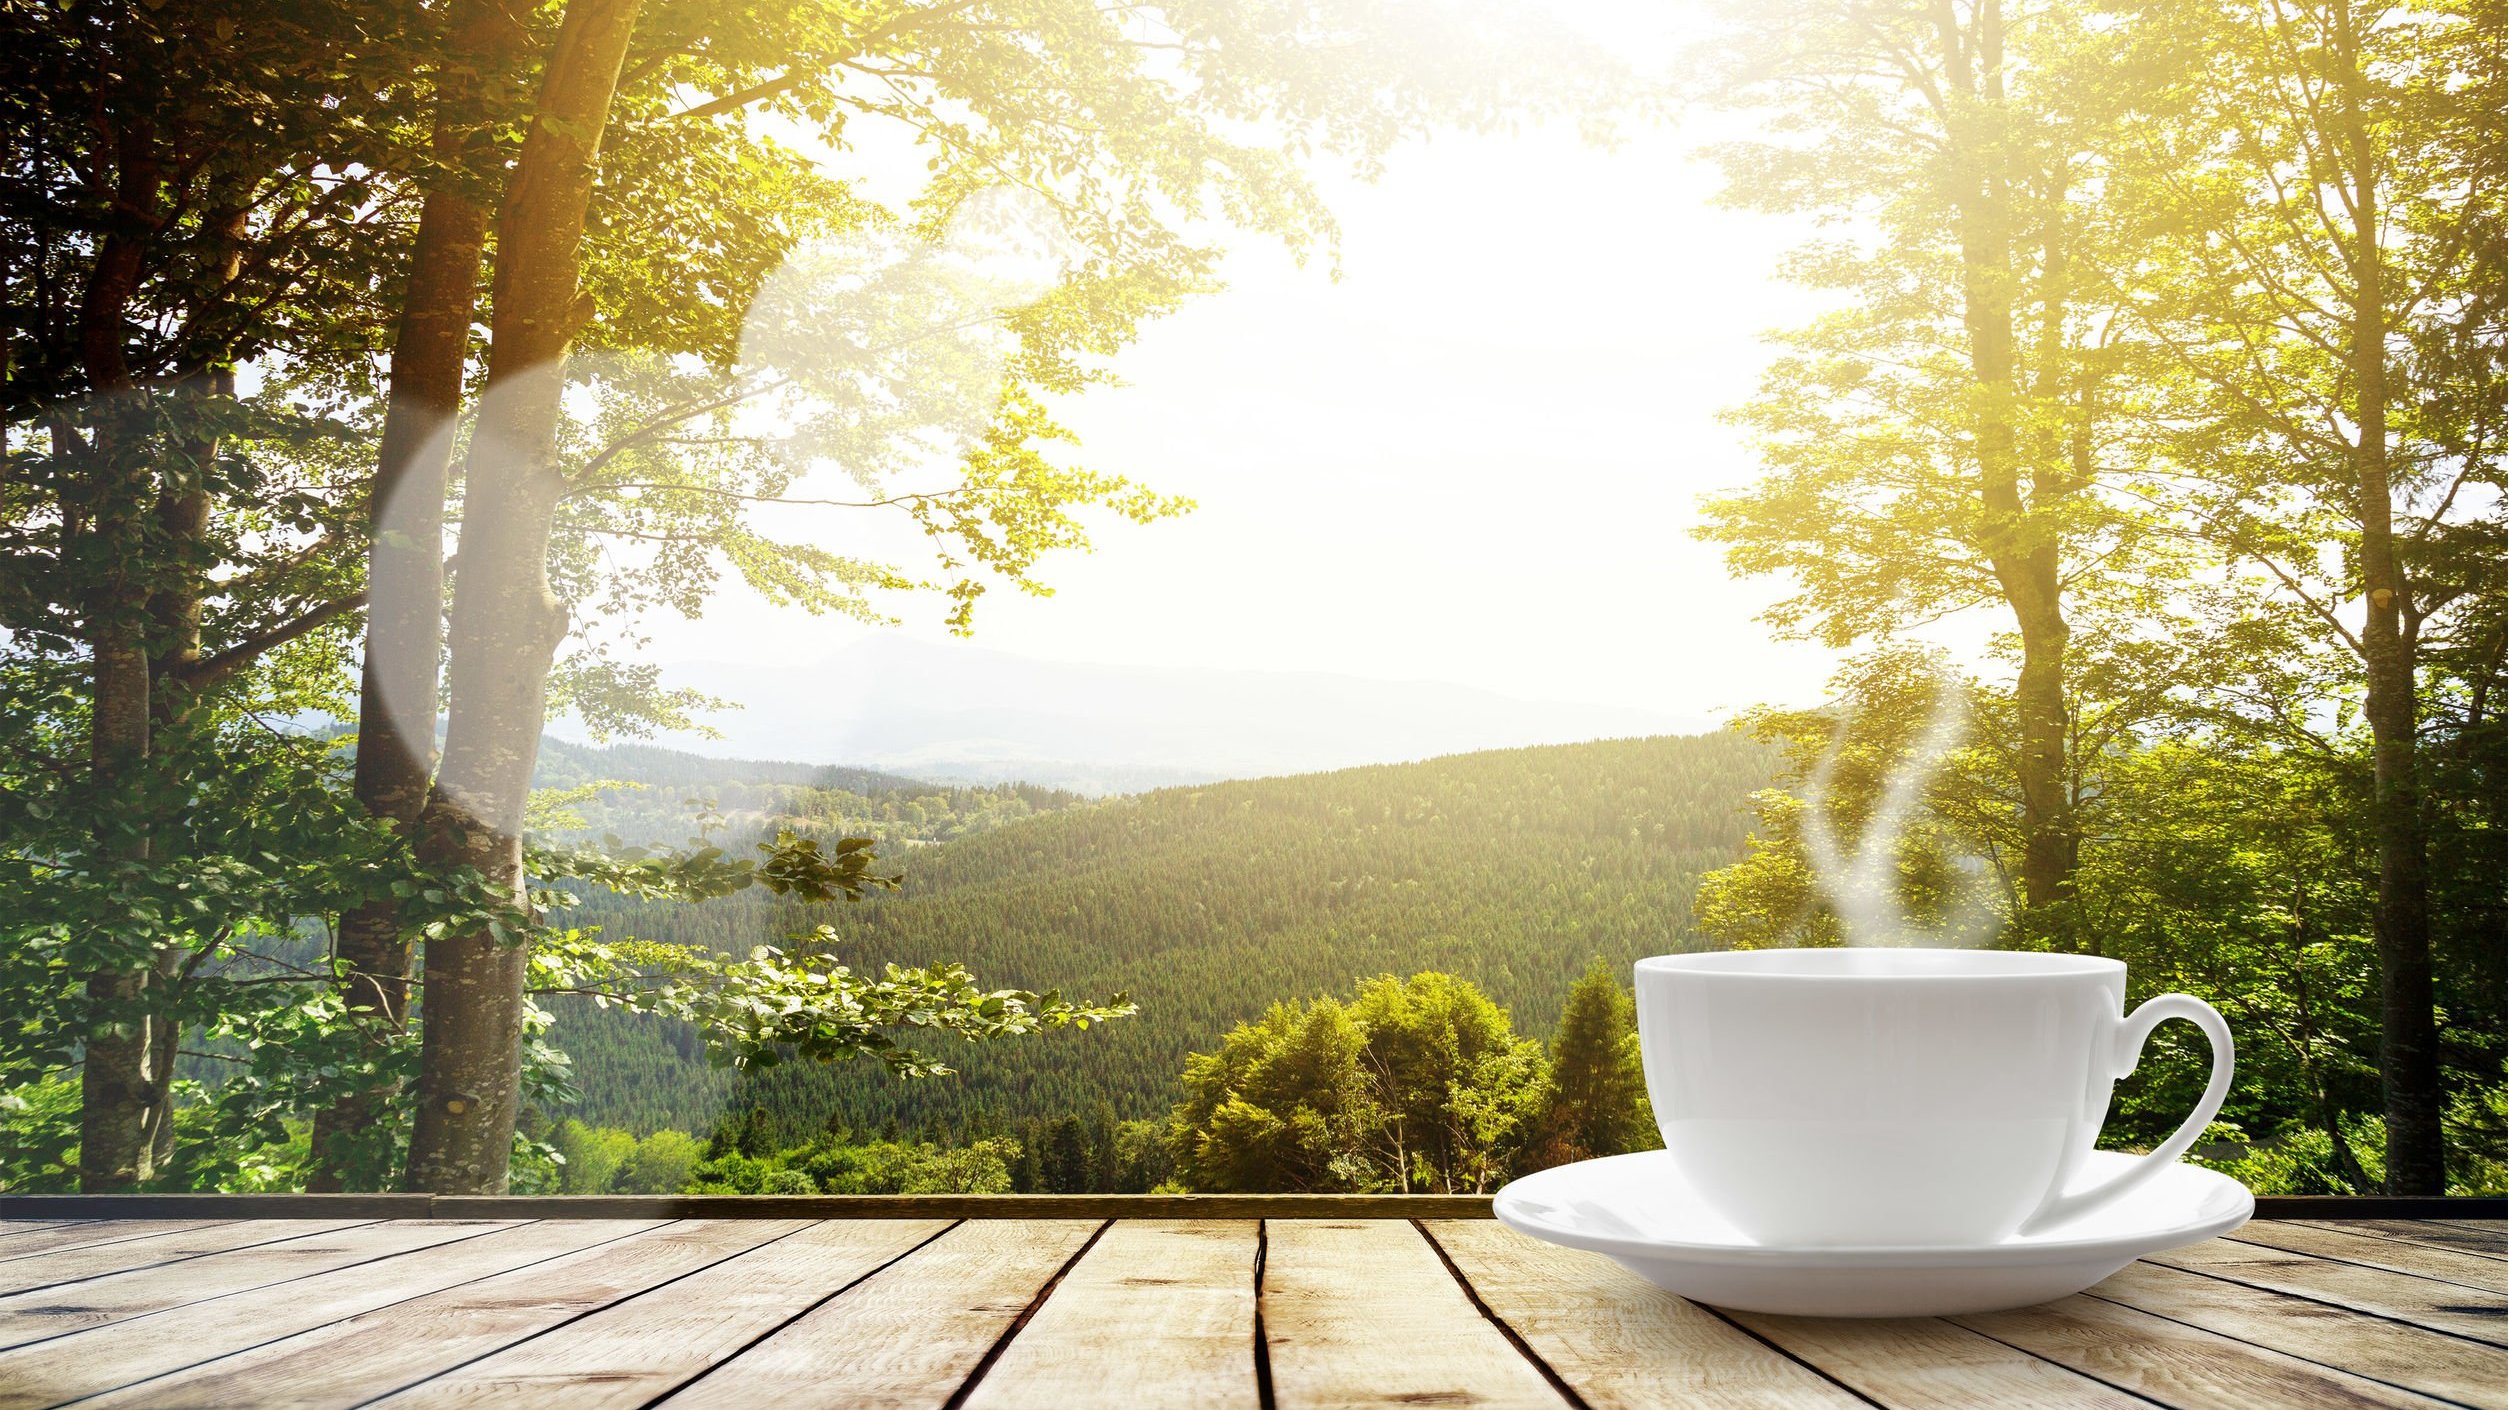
left=0, top=1214, right=2500, bottom=1408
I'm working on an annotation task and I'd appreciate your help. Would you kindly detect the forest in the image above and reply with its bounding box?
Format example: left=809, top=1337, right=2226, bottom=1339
left=547, top=731, right=1769, bottom=1137
left=534, top=960, right=1659, bottom=1196
left=5, top=0, right=2508, bottom=1201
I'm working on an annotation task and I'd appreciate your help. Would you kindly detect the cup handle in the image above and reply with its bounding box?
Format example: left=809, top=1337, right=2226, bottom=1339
left=2021, top=992, right=2235, bottom=1234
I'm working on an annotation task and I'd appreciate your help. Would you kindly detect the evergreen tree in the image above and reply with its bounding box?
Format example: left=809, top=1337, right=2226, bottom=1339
left=1534, top=960, right=1656, bottom=1166
left=1042, top=1116, right=1092, bottom=1194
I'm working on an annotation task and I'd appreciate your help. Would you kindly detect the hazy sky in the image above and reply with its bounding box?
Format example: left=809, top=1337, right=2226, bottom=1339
left=622, top=3, right=1849, bottom=725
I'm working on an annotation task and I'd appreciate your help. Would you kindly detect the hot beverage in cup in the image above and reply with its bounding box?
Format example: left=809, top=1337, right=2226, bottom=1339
left=1634, top=948, right=2233, bottom=1248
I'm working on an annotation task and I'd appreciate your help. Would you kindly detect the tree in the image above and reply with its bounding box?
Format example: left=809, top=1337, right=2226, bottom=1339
left=0, top=0, right=421, bottom=1190
left=395, top=0, right=1619, bottom=1193
left=2107, top=0, right=2508, bottom=1191
left=1170, top=972, right=1548, bottom=1194
left=551, top=1118, right=636, bottom=1193
left=1528, top=960, right=1655, bottom=1167
left=1040, top=1115, right=1092, bottom=1194
left=1170, top=996, right=1375, bottom=1193
left=313, top=0, right=536, bottom=1190
left=609, top=1127, right=702, bottom=1193
left=1689, top=0, right=2150, bottom=941
left=1695, top=647, right=2014, bottom=951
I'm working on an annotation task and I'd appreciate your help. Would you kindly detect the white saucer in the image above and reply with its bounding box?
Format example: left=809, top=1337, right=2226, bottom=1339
left=1492, top=1149, right=2253, bottom=1317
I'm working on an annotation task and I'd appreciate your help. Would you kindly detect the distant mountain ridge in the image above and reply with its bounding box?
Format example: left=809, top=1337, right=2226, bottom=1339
left=533, top=737, right=929, bottom=796
left=553, top=637, right=1707, bottom=793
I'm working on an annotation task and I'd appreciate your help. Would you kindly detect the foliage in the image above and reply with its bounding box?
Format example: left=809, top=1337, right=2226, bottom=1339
left=684, top=1119, right=1022, bottom=1195
left=1169, top=971, right=1553, bottom=1194
left=1695, top=644, right=2508, bottom=1194
left=551, top=732, right=1771, bottom=1136
left=612, top=1129, right=707, bottom=1195
left=1524, top=959, right=1658, bottom=1168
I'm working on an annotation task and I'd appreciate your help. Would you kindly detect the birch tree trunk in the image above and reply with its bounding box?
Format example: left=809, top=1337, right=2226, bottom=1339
left=403, top=0, right=643, bottom=1195
left=311, top=0, right=524, bottom=1192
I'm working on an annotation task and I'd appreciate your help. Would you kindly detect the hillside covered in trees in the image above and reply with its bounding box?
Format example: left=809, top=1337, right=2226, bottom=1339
left=550, top=731, right=1771, bottom=1139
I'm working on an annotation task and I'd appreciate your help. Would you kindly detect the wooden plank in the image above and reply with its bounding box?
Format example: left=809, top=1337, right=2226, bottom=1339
left=0, top=1219, right=211, bottom=1262
left=0, top=1194, right=432, bottom=1219
left=2234, top=1220, right=2508, bottom=1293
left=0, top=1218, right=99, bottom=1239
left=2154, top=1237, right=2508, bottom=1345
left=2301, top=1220, right=2508, bottom=1261
left=961, top=1220, right=1259, bottom=1410
left=1954, top=1289, right=2455, bottom=1409
left=1261, top=1219, right=1568, bottom=1410
left=0, top=1217, right=516, bottom=1349
left=0, top=1219, right=650, bottom=1410
left=1720, top=1311, right=2148, bottom=1409
left=75, top=1220, right=799, bottom=1410
left=1424, top=1220, right=1866, bottom=1410
left=366, top=1220, right=952, bottom=1410
left=0, top=1218, right=374, bottom=1296
left=2090, top=1260, right=2508, bottom=1409
left=654, top=1218, right=1101, bottom=1410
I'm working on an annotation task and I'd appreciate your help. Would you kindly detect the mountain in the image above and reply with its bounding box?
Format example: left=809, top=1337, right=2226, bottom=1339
left=550, top=730, right=1772, bottom=1139
left=561, top=636, right=1706, bottom=792
left=533, top=738, right=932, bottom=795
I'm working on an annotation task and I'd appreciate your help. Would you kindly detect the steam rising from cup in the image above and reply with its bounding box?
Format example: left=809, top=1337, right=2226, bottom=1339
left=1796, top=670, right=1992, bottom=947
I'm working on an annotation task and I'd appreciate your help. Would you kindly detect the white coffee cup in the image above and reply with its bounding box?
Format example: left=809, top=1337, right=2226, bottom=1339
left=1634, top=948, right=2233, bottom=1247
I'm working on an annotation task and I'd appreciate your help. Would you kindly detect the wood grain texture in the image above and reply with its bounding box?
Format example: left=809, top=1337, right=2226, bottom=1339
left=0, top=1219, right=210, bottom=1262
left=0, top=1218, right=516, bottom=1350
left=0, top=1194, right=432, bottom=1219
left=365, top=1220, right=952, bottom=1410
left=0, top=1215, right=2502, bottom=1407
left=0, top=1220, right=647, bottom=1410
left=2233, top=1221, right=2508, bottom=1293
left=2089, top=1260, right=2508, bottom=1409
left=1423, top=1220, right=1866, bottom=1410
left=76, top=1220, right=798, bottom=1410
left=2153, top=1237, right=2508, bottom=1345
left=1955, top=1291, right=2455, bottom=1409
left=962, top=1220, right=1259, bottom=1410
left=1722, top=1310, right=2149, bottom=1409
left=0, top=1217, right=373, bottom=1296
left=653, top=1218, right=1102, bottom=1410
left=1261, top=1219, right=1569, bottom=1410
left=2312, top=1220, right=2508, bottom=1260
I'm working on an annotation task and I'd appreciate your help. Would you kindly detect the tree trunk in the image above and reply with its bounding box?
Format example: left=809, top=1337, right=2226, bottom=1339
left=137, top=192, right=248, bottom=1180
left=311, top=0, right=523, bottom=1191
left=1937, top=0, right=2080, bottom=933
left=141, top=428, right=212, bottom=1181
left=403, top=0, right=643, bottom=1195
left=75, top=165, right=157, bottom=1191
left=2333, top=2, right=2444, bottom=1194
